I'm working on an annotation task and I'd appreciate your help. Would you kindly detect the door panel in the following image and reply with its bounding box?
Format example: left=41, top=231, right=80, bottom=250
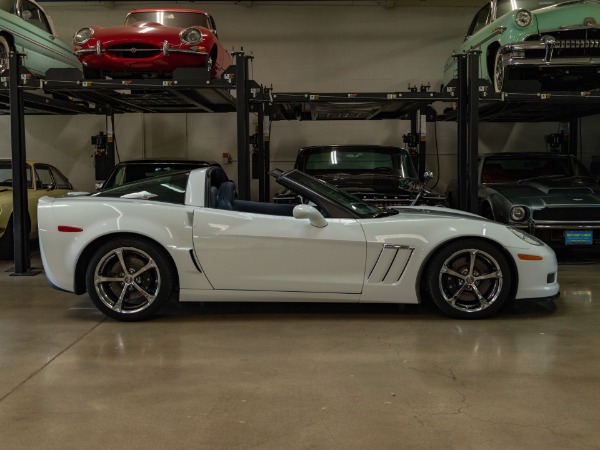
left=193, top=209, right=366, bottom=293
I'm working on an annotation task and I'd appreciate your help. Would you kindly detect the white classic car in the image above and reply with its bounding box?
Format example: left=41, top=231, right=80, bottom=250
left=37, top=166, right=560, bottom=321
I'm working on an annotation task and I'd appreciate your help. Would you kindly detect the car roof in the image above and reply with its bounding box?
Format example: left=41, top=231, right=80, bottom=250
left=128, top=9, right=209, bottom=14
left=299, top=145, right=406, bottom=152
left=114, top=159, right=215, bottom=166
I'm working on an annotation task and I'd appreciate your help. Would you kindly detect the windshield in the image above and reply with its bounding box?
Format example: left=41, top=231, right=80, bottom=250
left=481, top=154, right=591, bottom=183
left=125, top=11, right=209, bottom=28
left=302, top=147, right=418, bottom=179
left=95, top=171, right=190, bottom=204
left=283, top=170, right=383, bottom=218
left=103, top=162, right=207, bottom=190
left=0, top=162, right=33, bottom=188
left=496, top=0, right=573, bottom=17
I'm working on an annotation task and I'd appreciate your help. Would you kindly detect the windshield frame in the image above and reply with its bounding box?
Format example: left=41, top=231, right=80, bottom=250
left=124, top=11, right=210, bottom=29
left=275, top=169, right=384, bottom=219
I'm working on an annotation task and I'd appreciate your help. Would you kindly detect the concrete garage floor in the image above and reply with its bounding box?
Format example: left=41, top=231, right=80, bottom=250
left=0, top=251, right=599, bottom=450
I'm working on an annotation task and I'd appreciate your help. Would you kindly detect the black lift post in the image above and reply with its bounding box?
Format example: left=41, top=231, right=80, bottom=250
left=467, top=50, right=481, bottom=215
left=8, top=50, right=39, bottom=275
left=235, top=51, right=251, bottom=200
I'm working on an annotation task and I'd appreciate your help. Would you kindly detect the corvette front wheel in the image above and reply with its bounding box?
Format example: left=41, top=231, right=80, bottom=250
left=85, top=238, right=175, bottom=321
left=425, top=239, right=512, bottom=319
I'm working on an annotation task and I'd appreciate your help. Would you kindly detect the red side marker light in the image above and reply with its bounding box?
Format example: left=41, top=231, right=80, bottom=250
left=58, top=225, right=83, bottom=233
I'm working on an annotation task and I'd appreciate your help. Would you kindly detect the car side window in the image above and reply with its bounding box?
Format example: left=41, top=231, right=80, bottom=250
left=466, top=3, right=491, bottom=37
left=18, top=0, right=52, bottom=34
left=49, top=166, right=72, bottom=189
left=35, top=164, right=59, bottom=189
left=35, top=165, right=55, bottom=189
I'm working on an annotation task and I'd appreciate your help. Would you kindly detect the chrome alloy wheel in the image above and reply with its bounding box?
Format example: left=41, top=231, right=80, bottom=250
left=93, top=246, right=161, bottom=315
left=438, top=248, right=503, bottom=313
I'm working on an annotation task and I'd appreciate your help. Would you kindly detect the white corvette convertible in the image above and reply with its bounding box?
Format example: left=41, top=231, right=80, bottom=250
left=38, top=166, right=559, bottom=321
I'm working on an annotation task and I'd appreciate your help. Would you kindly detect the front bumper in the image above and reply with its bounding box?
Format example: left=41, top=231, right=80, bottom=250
left=512, top=221, right=600, bottom=246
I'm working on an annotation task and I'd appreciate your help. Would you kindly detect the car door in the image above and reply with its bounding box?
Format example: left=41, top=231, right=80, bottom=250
left=192, top=208, right=367, bottom=293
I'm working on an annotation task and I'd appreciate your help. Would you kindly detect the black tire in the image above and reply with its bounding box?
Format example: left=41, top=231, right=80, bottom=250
left=425, top=239, right=512, bottom=319
left=0, top=217, right=14, bottom=260
left=85, top=237, right=176, bottom=321
left=0, top=35, right=12, bottom=74
left=493, top=49, right=506, bottom=93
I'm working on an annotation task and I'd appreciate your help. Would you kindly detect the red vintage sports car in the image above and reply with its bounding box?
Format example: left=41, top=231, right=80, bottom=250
left=73, top=8, right=232, bottom=79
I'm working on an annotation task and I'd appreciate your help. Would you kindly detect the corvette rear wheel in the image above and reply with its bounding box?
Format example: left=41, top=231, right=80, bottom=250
left=425, top=239, right=512, bottom=319
left=85, top=238, right=175, bottom=321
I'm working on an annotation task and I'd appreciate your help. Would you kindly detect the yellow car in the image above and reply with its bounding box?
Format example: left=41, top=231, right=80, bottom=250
left=0, top=159, right=73, bottom=259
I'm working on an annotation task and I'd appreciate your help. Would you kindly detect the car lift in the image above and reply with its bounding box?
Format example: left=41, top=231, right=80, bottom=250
left=5, top=49, right=600, bottom=275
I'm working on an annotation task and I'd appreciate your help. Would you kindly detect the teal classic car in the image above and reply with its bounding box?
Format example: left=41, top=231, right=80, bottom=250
left=0, top=0, right=80, bottom=76
left=443, top=0, right=600, bottom=92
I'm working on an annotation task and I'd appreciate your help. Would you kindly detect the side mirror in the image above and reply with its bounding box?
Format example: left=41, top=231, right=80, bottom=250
left=293, top=204, right=327, bottom=228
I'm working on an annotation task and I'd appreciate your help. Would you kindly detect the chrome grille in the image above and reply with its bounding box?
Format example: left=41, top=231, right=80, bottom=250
left=533, top=207, right=600, bottom=221
left=106, top=43, right=161, bottom=59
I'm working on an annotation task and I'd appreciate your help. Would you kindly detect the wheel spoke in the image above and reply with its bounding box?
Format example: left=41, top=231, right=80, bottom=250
left=112, top=285, right=129, bottom=312
left=132, top=259, right=157, bottom=278
left=474, top=270, right=502, bottom=281
left=441, top=265, right=466, bottom=280
left=132, top=282, right=156, bottom=303
left=468, top=250, right=478, bottom=276
left=471, top=285, right=491, bottom=308
left=115, top=248, right=128, bottom=274
left=448, top=283, right=468, bottom=305
left=95, top=276, right=124, bottom=284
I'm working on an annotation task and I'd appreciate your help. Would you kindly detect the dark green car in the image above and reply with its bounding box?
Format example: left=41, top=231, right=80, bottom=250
left=449, top=152, right=600, bottom=247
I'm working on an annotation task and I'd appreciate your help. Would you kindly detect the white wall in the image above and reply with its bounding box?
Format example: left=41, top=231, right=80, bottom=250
left=1, top=1, right=598, bottom=194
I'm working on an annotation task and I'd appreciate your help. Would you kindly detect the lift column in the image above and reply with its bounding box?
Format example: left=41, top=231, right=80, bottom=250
left=8, top=50, right=38, bottom=275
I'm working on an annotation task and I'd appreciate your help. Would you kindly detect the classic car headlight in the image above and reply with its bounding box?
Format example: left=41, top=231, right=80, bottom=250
left=514, top=9, right=532, bottom=27
left=509, top=228, right=544, bottom=246
left=510, top=206, right=528, bottom=222
left=74, top=28, right=94, bottom=45
left=180, top=28, right=203, bottom=45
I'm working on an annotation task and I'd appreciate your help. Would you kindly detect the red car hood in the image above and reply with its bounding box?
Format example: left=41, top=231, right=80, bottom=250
left=92, top=22, right=199, bottom=40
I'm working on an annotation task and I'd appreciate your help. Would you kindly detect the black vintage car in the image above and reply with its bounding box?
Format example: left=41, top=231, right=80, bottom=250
left=273, top=145, right=445, bottom=207
left=447, top=152, right=600, bottom=247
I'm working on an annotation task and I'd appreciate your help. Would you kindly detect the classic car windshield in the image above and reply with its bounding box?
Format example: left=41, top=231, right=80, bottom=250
left=94, top=171, right=190, bottom=204
left=481, top=154, right=591, bottom=183
left=125, top=11, right=210, bottom=29
left=496, top=0, right=571, bottom=17
left=302, top=147, right=418, bottom=179
left=283, top=170, right=383, bottom=218
left=0, top=162, right=33, bottom=188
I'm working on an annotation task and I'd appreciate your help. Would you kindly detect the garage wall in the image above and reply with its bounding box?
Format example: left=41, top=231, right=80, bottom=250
left=0, top=1, right=598, bottom=193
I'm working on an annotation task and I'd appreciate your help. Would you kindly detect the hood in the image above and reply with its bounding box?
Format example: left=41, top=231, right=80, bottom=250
left=491, top=176, right=600, bottom=207
left=390, top=206, right=483, bottom=220
left=533, top=1, right=600, bottom=31
left=92, top=22, right=194, bottom=38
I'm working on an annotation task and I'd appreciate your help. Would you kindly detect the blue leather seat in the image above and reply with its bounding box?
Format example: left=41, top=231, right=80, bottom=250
left=216, top=181, right=236, bottom=210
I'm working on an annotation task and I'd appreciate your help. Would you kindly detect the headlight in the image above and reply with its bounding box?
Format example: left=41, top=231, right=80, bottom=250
left=510, top=206, right=528, bottom=222
left=180, top=27, right=203, bottom=45
left=509, top=227, right=544, bottom=246
left=515, top=9, right=532, bottom=27
left=74, top=27, right=94, bottom=45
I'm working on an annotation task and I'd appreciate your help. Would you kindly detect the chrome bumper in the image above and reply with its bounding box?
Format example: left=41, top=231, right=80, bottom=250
left=500, top=39, right=600, bottom=67
left=76, top=40, right=207, bottom=57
